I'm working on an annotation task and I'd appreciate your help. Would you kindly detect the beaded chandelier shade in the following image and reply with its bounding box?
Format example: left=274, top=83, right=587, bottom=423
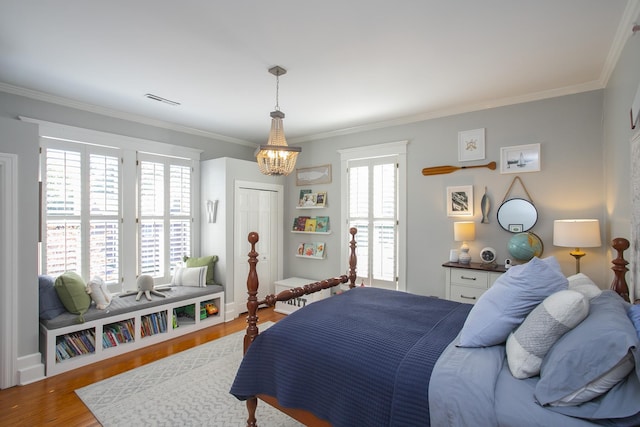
left=255, top=66, right=301, bottom=176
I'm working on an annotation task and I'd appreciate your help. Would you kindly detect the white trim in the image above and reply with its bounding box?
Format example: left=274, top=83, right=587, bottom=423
left=19, top=116, right=203, bottom=159
left=0, top=153, right=19, bottom=388
left=17, top=353, right=45, bottom=385
left=339, top=141, right=408, bottom=292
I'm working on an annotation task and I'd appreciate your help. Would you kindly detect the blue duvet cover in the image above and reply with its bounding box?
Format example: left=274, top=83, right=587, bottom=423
left=230, top=287, right=471, bottom=427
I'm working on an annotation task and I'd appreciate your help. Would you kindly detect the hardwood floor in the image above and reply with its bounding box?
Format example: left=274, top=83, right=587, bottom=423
left=0, top=307, right=285, bottom=426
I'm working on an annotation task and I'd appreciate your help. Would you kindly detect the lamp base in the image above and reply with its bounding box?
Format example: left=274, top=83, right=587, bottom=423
left=569, top=248, right=586, bottom=274
left=459, top=245, right=471, bottom=264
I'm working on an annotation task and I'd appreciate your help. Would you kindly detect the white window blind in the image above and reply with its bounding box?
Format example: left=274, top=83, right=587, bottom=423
left=138, top=155, right=192, bottom=282
left=43, top=145, right=120, bottom=281
left=348, top=157, right=397, bottom=289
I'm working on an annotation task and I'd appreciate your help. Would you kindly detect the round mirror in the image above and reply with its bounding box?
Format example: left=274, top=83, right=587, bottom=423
left=496, top=198, right=538, bottom=233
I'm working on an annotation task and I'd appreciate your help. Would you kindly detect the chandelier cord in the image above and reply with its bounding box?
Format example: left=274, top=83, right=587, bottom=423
left=274, top=73, right=280, bottom=111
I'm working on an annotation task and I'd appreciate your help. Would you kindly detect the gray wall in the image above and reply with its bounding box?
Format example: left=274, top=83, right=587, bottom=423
left=0, top=116, right=39, bottom=357
left=603, top=28, right=640, bottom=300
left=284, top=91, right=608, bottom=297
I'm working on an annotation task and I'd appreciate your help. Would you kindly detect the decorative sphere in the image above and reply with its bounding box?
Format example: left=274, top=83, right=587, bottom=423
left=136, top=274, right=155, bottom=291
left=508, top=232, right=543, bottom=261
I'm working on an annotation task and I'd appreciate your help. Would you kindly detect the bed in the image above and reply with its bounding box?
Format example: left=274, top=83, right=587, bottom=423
left=230, top=228, right=640, bottom=427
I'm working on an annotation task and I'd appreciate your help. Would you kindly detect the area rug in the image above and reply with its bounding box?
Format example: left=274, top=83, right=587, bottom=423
left=76, top=322, right=302, bottom=427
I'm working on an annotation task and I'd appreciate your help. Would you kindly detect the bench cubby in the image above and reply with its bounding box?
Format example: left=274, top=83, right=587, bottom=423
left=40, top=286, right=224, bottom=376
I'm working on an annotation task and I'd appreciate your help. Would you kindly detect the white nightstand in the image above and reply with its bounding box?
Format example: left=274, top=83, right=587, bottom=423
left=273, top=277, right=330, bottom=315
left=443, top=262, right=507, bottom=304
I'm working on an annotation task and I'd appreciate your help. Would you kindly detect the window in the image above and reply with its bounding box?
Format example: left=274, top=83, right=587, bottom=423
left=340, top=142, right=407, bottom=291
left=36, top=120, right=201, bottom=291
left=138, top=154, right=192, bottom=282
left=43, top=144, right=120, bottom=282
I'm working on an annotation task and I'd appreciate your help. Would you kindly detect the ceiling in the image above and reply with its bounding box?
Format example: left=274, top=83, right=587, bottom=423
left=1, top=1, right=638, bottom=147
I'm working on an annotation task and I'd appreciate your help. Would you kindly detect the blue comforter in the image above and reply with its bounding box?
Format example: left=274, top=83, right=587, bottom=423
left=230, top=287, right=471, bottom=427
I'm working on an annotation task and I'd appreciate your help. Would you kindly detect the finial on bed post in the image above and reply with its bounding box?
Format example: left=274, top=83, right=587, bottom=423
left=610, top=237, right=630, bottom=302
left=245, top=232, right=260, bottom=354
left=348, top=227, right=357, bottom=288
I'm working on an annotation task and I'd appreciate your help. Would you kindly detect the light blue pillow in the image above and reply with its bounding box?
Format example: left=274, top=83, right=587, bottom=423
left=458, top=257, right=568, bottom=347
left=535, top=291, right=640, bottom=419
left=629, top=304, right=640, bottom=339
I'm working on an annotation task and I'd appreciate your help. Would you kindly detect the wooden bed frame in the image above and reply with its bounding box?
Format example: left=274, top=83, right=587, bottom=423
left=241, top=230, right=634, bottom=427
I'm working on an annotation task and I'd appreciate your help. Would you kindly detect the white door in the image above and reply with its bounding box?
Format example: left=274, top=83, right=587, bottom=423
left=234, top=184, right=280, bottom=315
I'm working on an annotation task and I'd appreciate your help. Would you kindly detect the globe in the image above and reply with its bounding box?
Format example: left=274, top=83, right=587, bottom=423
left=508, top=232, right=543, bottom=261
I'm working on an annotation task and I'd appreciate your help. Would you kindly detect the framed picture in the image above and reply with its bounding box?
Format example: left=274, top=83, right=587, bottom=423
left=446, top=185, right=473, bottom=217
left=298, top=189, right=313, bottom=206
left=315, top=191, right=327, bottom=207
left=458, top=128, right=485, bottom=162
left=500, top=143, right=541, bottom=174
left=296, top=164, right=332, bottom=186
left=508, top=224, right=523, bottom=232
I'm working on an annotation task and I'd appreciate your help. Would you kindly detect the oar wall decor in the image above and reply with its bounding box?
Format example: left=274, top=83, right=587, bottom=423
left=421, top=161, right=496, bottom=176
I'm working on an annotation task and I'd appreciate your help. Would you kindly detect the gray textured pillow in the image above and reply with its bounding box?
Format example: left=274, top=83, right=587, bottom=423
left=535, top=291, right=640, bottom=419
left=506, top=290, right=589, bottom=379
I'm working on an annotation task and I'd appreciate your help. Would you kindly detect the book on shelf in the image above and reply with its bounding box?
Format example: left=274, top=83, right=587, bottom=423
left=296, top=242, right=305, bottom=256
left=315, top=242, right=326, bottom=258
left=304, top=218, right=317, bottom=232
left=303, top=243, right=316, bottom=257
left=294, top=216, right=310, bottom=231
left=315, top=216, right=329, bottom=232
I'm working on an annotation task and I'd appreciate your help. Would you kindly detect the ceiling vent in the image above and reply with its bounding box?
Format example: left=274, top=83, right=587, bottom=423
left=144, top=93, right=180, bottom=106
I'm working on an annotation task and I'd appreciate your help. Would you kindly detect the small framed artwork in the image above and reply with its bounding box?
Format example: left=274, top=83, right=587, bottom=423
left=508, top=224, right=523, bottom=233
left=500, top=143, right=541, bottom=174
left=446, top=185, right=474, bottom=217
left=296, top=164, right=332, bottom=186
left=458, top=128, right=485, bottom=162
left=315, top=191, right=327, bottom=207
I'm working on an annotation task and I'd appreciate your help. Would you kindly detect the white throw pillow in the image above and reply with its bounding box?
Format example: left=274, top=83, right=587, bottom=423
left=567, top=273, right=602, bottom=300
left=506, top=290, right=589, bottom=379
left=171, top=266, right=207, bottom=287
left=85, top=276, right=112, bottom=310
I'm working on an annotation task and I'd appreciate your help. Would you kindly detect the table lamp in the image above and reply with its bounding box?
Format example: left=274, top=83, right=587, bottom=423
left=454, top=221, right=476, bottom=264
left=553, top=219, right=601, bottom=274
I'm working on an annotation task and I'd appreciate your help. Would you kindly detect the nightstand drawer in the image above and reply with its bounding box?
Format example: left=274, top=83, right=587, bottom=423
left=450, top=269, right=488, bottom=288
left=449, top=284, right=486, bottom=304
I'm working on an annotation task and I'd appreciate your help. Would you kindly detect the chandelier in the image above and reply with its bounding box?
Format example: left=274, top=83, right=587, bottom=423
left=255, top=66, right=301, bottom=176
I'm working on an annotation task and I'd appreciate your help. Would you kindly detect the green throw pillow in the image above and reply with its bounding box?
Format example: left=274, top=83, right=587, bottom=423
left=54, top=271, right=91, bottom=319
left=185, top=255, right=218, bottom=285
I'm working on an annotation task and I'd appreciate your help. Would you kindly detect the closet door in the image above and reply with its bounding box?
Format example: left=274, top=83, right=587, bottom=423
left=234, top=184, right=279, bottom=315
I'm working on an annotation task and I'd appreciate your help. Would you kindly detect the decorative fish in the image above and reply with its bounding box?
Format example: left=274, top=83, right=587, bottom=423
left=481, top=187, right=490, bottom=224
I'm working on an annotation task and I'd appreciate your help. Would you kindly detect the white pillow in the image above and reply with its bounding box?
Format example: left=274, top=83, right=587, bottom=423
left=506, top=290, right=589, bottom=379
left=171, top=266, right=207, bottom=287
left=567, top=273, right=602, bottom=300
left=85, top=276, right=112, bottom=309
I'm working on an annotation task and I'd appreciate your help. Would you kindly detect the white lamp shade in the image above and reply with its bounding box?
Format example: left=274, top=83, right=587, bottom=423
left=454, top=221, right=476, bottom=242
left=553, top=219, right=601, bottom=248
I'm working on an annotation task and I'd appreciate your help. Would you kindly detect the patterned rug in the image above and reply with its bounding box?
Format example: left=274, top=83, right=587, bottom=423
left=76, top=322, right=302, bottom=427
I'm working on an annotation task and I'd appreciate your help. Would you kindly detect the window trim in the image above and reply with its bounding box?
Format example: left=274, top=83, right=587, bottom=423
left=339, top=141, right=407, bottom=291
left=31, top=117, right=202, bottom=292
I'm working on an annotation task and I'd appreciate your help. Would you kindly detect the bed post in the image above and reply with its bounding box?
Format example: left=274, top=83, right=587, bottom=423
left=348, top=227, right=357, bottom=288
left=244, top=232, right=260, bottom=427
left=610, top=237, right=630, bottom=302
left=244, top=232, right=260, bottom=354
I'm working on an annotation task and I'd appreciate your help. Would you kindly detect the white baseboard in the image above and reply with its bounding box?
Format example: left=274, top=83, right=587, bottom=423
left=17, top=353, right=45, bottom=385
left=224, top=302, right=236, bottom=322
